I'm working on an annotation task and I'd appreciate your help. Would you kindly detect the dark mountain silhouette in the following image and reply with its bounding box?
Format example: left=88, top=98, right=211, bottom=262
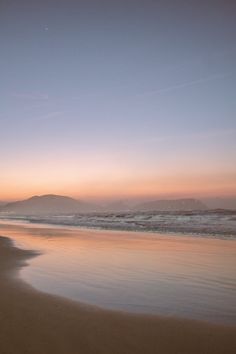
left=0, top=194, right=99, bottom=215
left=134, top=198, right=207, bottom=211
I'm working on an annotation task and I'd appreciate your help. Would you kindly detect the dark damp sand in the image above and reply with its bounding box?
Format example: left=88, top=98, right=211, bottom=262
left=0, top=236, right=236, bottom=354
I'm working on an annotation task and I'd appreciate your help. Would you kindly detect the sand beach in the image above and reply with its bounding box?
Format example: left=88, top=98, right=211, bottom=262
left=0, top=235, right=236, bottom=354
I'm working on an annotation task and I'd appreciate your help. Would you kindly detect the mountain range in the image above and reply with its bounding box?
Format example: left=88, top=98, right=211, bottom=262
left=134, top=198, right=207, bottom=212
left=0, top=194, right=210, bottom=215
left=0, top=194, right=99, bottom=215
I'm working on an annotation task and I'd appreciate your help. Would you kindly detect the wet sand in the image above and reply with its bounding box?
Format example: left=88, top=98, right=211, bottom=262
left=0, top=235, right=236, bottom=354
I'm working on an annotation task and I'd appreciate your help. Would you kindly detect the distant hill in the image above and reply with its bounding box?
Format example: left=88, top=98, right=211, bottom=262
left=0, top=194, right=99, bottom=215
left=202, top=197, right=236, bottom=210
left=134, top=198, right=207, bottom=211
left=0, top=201, right=7, bottom=207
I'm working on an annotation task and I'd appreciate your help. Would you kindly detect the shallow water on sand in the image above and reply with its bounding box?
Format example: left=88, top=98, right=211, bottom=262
left=0, top=221, right=236, bottom=325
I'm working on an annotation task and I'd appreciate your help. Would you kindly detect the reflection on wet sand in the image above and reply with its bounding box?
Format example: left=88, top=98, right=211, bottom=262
left=0, top=221, right=236, bottom=324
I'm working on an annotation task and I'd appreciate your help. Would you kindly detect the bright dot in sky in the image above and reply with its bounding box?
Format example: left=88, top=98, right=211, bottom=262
left=44, top=26, right=49, bottom=31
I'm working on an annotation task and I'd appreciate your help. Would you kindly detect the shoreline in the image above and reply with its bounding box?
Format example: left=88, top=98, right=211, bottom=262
left=1, top=210, right=236, bottom=239
left=0, top=218, right=236, bottom=241
left=0, top=235, right=236, bottom=354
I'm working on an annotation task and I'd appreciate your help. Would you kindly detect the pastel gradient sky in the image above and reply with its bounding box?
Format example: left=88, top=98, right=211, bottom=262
left=1, top=0, right=236, bottom=201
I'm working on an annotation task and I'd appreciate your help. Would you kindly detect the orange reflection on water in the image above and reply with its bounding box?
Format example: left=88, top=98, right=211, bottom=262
left=0, top=221, right=236, bottom=324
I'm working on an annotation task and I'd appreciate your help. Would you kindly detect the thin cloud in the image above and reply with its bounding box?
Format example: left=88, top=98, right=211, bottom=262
left=0, top=111, right=63, bottom=124
left=12, top=93, right=49, bottom=100
left=189, top=128, right=236, bottom=140
left=139, top=73, right=232, bottom=97
left=33, top=111, right=63, bottom=121
left=147, top=129, right=236, bottom=145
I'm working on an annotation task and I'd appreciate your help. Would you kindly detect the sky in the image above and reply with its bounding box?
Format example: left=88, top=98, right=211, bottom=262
left=0, top=0, right=236, bottom=201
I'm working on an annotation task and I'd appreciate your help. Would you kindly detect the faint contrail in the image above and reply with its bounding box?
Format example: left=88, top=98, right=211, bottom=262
left=0, top=111, right=62, bottom=124
left=33, top=111, right=62, bottom=121
left=12, top=93, right=49, bottom=100
left=139, top=73, right=231, bottom=97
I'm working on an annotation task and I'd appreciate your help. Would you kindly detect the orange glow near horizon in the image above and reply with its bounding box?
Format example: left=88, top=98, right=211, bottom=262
left=1, top=172, right=236, bottom=201
left=1, top=147, right=236, bottom=201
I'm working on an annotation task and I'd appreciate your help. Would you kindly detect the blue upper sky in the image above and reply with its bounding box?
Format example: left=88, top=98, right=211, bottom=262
left=0, top=0, right=235, bottom=200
